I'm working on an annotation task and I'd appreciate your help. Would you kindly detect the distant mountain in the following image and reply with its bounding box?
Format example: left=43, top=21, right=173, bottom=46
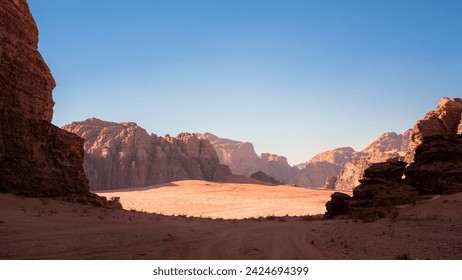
left=197, top=133, right=304, bottom=186
left=199, top=131, right=412, bottom=190
left=63, top=119, right=230, bottom=191
left=334, top=130, right=412, bottom=191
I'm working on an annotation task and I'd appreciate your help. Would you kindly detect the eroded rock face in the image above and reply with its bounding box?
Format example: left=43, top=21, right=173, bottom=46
left=63, top=119, right=231, bottom=190
left=324, top=176, right=337, bottom=190
left=405, top=97, right=462, bottom=162
left=334, top=130, right=411, bottom=191
left=200, top=132, right=411, bottom=189
left=198, top=133, right=303, bottom=185
left=0, top=0, right=112, bottom=206
left=303, top=147, right=361, bottom=188
left=199, top=133, right=364, bottom=188
left=325, top=162, right=417, bottom=219
left=406, top=135, right=462, bottom=194
left=0, top=0, right=55, bottom=122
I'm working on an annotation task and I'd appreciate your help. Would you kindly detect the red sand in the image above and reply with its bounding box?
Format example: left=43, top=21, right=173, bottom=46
left=1, top=185, right=462, bottom=259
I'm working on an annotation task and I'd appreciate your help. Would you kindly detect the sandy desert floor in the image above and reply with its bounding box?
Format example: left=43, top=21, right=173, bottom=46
left=1, top=186, right=462, bottom=259
left=96, top=179, right=338, bottom=219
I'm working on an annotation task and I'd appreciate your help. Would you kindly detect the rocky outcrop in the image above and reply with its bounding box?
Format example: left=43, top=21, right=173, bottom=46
left=63, top=119, right=231, bottom=190
left=325, top=192, right=351, bottom=218
left=350, top=162, right=417, bottom=208
left=406, top=135, right=462, bottom=194
left=334, top=130, right=412, bottom=191
left=250, top=171, right=283, bottom=185
left=326, top=162, right=418, bottom=219
left=0, top=1, right=116, bottom=207
left=405, top=97, right=462, bottom=162
left=326, top=98, right=462, bottom=219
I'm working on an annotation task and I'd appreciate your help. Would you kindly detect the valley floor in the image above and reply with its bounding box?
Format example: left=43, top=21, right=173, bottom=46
left=1, top=191, right=462, bottom=259
left=96, top=179, right=337, bottom=219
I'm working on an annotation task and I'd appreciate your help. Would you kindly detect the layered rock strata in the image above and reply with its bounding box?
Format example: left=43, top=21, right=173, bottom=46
left=405, top=97, right=462, bottom=162
left=406, top=135, right=462, bottom=194
left=326, top=97, right=462, bottom=218
left=0, top=0, right=117, bottom=207
left=325, top=162, right=418, bottom=218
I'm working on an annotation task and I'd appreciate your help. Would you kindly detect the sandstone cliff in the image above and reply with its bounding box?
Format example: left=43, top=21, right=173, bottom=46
left=198, top=133, right=264, bottom=176
left=326, top=97, right=462, bottom=219
left=63, top=119, right=231, bottom=190
left=199, top=132, right=411, bottom=189
left=334, top=130, right=412, bottom=191
left=0, top=0, right=114, bottom=206
left=406, top=135, right=462, bottom=194
left=302, top=147, right=362, bottom=188
left=405, top=97, right=462, bottom=162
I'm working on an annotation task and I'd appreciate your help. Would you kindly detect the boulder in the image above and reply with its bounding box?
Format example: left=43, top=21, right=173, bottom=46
left=325, top=192, right=351, bottom=218
left=250, top=171, right=282, bottom=185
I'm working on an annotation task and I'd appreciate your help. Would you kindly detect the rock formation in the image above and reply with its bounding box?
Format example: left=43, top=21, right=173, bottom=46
left=325, top=162, right=418, bottom=219
left=405, top=97, right=462, bottom=162
left=63, top=119, right=231, bottom=190
left=406, top=135, right=462, bottom=194
left=199, top=132, right=411, bottom=189
left=325, top=192, right=351, bottom=218
left=250, top=171, right=283, bottom=185
left=198, top=133, right=303, bottom=185
left=324, top=176, right=337, bottom=190
left=326, top=97, right=462, bottom=218
left=334, top=130, right=412, bottom=191
left=198, top=133, right=263, bottom=176
left=302, top=147, right=361, bottom=188
left=0, top=0, right=117, bottom=207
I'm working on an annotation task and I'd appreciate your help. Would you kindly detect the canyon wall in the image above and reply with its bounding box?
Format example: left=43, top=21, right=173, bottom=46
left=63, top=119, right=231, bottom=190
left=0, top=0, right=111, bottom=206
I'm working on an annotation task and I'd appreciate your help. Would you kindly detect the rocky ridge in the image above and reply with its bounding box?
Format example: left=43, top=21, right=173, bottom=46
left=63, top=119, right=231, bottom=190
left=0, top=0, right=117, bottom=207
left=199, top=132, right=412, bottom=189
left=326, top=97, right=462, bottom=219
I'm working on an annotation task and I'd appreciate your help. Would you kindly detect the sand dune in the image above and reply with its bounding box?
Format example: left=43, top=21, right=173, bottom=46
left=96, top=180, right=338, bottom=219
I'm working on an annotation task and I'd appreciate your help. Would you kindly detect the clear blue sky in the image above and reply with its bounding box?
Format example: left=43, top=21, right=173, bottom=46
left=28, top=0, right=462, bottom=165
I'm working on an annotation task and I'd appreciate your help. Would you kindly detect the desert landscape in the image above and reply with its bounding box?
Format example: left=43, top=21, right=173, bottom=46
left=1, top=0, right=462, bottom=262
left=1, top=191, right=461, bottom=260
left=96, top=179, right=338, bottom=219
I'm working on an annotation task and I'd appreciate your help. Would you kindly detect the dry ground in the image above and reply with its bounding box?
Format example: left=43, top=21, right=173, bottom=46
left=96, top=180, right=337, bottom=219
left=1, top=184, right=462, bottom=259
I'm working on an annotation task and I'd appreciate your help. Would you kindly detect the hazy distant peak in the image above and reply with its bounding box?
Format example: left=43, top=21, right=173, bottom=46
left=67, top=117, right=138, bottom=128
left=362, top=129, right=412, bottom=153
